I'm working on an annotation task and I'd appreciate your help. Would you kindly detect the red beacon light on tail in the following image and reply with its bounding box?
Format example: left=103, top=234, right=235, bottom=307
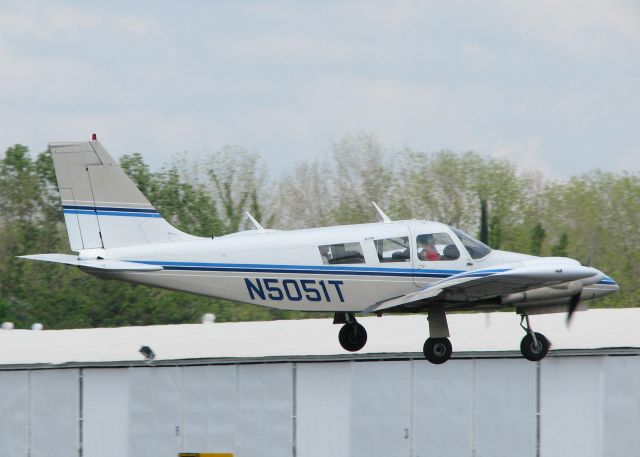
left=91, top=133, right=97, bottom=141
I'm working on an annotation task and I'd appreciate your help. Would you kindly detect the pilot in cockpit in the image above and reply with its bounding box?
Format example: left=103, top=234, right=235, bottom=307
left=417, top=234, right=441, bottom=261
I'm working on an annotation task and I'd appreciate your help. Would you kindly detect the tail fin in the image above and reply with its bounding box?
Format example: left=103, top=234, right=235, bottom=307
left=50, top=138, right=195, bottom=250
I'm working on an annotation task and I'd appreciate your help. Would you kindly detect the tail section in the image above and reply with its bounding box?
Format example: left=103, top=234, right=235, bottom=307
left=50, top=138, right=195, bottom=250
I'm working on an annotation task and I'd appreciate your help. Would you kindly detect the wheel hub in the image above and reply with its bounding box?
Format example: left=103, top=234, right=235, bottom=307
left=433, top=343, right=447, bottom=357
left=530, top=341, right=543, bottom=353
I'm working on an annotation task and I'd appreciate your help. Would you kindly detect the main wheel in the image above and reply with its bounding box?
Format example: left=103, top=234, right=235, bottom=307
left=423, top=337, right=452, bottom=364
left=520, top=332, right=550, bottom=361
left=338, top=323, right=367, bottom=352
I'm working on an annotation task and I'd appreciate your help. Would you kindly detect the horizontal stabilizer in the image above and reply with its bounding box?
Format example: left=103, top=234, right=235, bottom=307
left=18, top=254, right=163, bottom=272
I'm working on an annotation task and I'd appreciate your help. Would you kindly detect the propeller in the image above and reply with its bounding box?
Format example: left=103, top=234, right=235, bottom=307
left=566, top=291, right=582, bottom=326
left=568, top=229, right=599, bottom=326
left=479, top=199, right=489, bottom=245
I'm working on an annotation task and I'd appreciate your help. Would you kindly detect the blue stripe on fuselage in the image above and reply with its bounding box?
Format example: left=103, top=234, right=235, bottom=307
left=125, top=260, right=473, bottom=278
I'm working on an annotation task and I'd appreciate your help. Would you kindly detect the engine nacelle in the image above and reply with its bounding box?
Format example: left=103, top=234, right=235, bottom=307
left=502, top=280, right=582, bottom=306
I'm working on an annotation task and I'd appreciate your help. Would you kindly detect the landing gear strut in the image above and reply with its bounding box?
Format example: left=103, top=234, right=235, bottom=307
left=423, top=305, right=453, bottom=364
left=336, top=313, right=367, bottom=352
left=519, top=315, right=551, bottom=361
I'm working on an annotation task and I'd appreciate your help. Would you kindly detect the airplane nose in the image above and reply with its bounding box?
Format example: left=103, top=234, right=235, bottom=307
left=579, top=269, right=619, bottom=300
left=594, top=274, right=620, bottom=297
left=598, top=275, right=619, bottom=288
left=598, top=275, right=618, bottom=286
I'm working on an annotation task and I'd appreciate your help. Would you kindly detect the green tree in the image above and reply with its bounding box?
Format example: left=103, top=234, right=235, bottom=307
left=530, top=223, right=546, bottom=256
left=330, top=133, right=393, bottom=225
left=550, top=233, right=569, bottom=257
left=121, top=153, right=224, bottom=236
left=200, top=146, right=272, bottom=233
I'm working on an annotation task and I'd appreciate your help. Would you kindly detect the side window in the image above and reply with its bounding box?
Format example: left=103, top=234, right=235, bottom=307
left=374, top=236, right=410, bottom=263
left=319, top=242, right=365, bottom=265
left=416, top=233, right=460, bottom=261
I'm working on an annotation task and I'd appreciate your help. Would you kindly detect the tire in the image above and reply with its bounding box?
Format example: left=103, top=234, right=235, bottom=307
left=338, top=323, right=367, bottom=352
left=520, top=332, right=550, bottom=361
left=423, top=337, right=452, bottom=364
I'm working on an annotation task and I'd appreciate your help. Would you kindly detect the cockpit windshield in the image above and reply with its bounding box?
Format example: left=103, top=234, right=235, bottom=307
left=450, top=227, right=492, bottom=259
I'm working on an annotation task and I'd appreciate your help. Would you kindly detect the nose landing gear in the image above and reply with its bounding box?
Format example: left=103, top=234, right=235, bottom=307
left=519, top=315, right=551, bottom=361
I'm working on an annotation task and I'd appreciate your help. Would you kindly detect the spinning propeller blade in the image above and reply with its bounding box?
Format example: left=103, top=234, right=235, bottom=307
left=566, top=292, right=582, bottom=326
left=479, top=199, right=489, bottom=245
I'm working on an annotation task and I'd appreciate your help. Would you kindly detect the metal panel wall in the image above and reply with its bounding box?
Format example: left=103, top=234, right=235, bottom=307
left=128, top=367, right=182, bottom=457
left=0, top=371, right=29, bottom=457
left=30, top=369, right=79, bottom=457
left=296, top=362, right=351, bottom=457
left=413, top=360, right=474, bottom=457
left=182, top=365, right=238, bottom=455
left=601, top=356, right=640, bottom=457
left=540, top=357, right=604, bottom=457
left=474, top=359, right=537, bottom=457
left=4, top=353, right=640, bottom=457
left=350, top=361, right=411, bottom=457
left=237, top=363, right=293, bottom=457
left=83, top=369, right=129, bottom=457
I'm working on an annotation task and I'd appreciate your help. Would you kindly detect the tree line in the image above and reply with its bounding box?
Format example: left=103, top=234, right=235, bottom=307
left=0, top=133, right=637, bottom=329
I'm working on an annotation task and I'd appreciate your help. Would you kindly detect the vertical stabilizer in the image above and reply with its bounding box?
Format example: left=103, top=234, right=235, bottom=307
left=50, top=139, right=195, bottom=250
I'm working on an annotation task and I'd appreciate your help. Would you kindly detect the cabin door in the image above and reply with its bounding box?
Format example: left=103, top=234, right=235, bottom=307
left=410, top=227, right=470, bottom=288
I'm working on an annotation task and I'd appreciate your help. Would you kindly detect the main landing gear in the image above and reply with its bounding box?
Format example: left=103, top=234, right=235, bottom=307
left=335, top=313, right=368, bottom=352
left=519, top=314, right=551, bottom=361
left=423, top=337, right=452, bottom=364
left=423, top=305, right=452, bottom=364
left=333, top=308, right=454, bottom=363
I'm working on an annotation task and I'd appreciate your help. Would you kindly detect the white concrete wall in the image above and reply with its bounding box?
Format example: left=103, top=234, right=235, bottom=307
left=1, top=355, right=639, bottom=457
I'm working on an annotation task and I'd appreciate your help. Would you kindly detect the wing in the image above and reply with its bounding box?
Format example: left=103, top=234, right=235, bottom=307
left=18, top=254, right=163, bottom=272
left=365, top=264, right=601, bottom=313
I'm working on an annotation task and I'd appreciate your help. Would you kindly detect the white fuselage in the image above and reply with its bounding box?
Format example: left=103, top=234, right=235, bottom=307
left=87, top=220, right=614, bottom=313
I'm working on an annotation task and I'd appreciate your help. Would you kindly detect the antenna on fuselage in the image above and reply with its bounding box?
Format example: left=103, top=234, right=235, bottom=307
left=246, top=212, right=265, bottom=233
left=372, top=201, right=392, bottom=223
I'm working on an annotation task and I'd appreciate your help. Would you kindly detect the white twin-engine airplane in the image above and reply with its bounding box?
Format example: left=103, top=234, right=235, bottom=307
left=20, top=138, right=619, bottom=364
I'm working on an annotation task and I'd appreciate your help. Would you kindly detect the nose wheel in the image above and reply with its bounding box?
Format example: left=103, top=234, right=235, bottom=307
left=519, top=315, right=551, bottom=361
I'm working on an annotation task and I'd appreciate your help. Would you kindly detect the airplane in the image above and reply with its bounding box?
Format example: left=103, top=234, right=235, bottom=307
left=19, top=136, right=619, bottom=364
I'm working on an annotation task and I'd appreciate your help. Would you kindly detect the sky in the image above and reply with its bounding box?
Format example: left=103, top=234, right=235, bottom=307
left=0, top=0, right=639, bottom=178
